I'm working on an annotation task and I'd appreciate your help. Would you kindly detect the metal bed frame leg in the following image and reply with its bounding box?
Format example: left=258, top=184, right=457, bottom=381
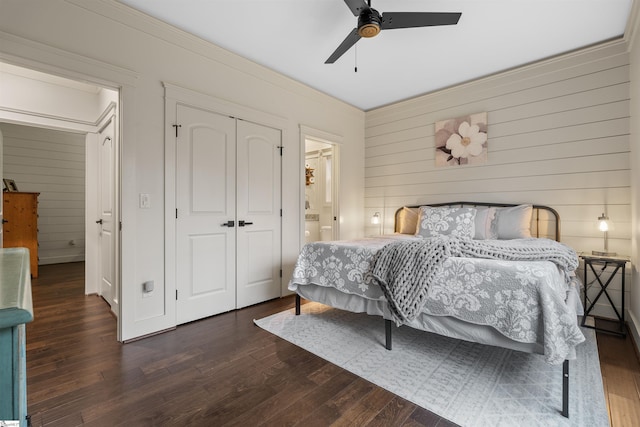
left=385, top=319, right=392, bottom=350
left=295, top=294, right=301, bottom=315
left=562, top=359, right=569, bottom=418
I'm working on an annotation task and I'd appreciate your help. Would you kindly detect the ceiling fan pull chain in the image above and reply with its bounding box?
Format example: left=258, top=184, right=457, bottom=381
left=354, top=43, right=358, bottom=73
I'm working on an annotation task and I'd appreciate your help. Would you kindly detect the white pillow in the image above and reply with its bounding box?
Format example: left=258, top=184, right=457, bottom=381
left=494, top=204, right=533, bottom=239
left=474, top=207, right=497, bottom=239
left=416, top=206, right=476, bottom=239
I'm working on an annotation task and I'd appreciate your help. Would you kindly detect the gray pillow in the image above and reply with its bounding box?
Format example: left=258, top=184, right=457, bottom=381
left=494, top=204, right=533, bottom=239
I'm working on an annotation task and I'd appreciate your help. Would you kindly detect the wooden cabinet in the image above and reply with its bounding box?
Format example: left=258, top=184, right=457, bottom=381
left=2, top=192, right=39, bottom=278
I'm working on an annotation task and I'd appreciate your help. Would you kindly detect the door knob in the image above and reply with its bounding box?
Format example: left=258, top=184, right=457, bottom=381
left=96, top=219, right=103, bottom=224
left=221, top=220, right=235, bottom=227
left=238, top=220, right=254, bottom=227
left=2, top=219, right=8, bottom=224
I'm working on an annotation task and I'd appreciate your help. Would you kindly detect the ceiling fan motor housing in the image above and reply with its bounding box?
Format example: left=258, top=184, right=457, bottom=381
left=358, top=8, right=382, bottom=37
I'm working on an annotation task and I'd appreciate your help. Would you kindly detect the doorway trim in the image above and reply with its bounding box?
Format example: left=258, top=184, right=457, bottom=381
left=299, top=125, right=342, bottom=247
left=163, top=82, right=288, bottom=326
left=0, top=31, right=136, bottom=341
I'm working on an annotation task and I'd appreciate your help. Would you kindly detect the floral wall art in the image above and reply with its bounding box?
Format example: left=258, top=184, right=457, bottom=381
left=435, top=112, right=488, bottom=167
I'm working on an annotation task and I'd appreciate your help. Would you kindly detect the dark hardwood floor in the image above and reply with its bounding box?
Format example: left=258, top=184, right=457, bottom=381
left=25, top=262, right=640, bottom=426
left=26, top=262, right=457, bottom=427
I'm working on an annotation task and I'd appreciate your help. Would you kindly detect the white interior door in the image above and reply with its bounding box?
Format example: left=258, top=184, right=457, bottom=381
left=236, top=121, right=282, bottom=308
left=98, top=120, right=117, bottom=313
left=176, top=105, right=236, bottom=324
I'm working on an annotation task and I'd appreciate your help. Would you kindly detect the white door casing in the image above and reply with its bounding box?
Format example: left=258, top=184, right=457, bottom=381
left=300, top=125, right=342, bottom=245
left=176, top=105, right=236, bottom=324
left=85, top=132, right=99, bottom=295
left=236, top=120, right=282, bottom=308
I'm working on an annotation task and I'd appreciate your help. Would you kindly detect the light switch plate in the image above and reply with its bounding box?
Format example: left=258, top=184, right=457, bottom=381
left=139, top=193, right=151, bottom=209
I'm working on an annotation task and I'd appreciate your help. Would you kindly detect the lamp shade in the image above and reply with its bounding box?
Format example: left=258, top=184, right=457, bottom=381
left=597, top=213, right=609, bottom=232
left=371, top=212, right=380, bottom=225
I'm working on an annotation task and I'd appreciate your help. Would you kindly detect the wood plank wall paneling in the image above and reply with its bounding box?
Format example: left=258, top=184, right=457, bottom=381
left=1, top=123, right=85, bottom=265
left=364, top=43, right=631, bottom=319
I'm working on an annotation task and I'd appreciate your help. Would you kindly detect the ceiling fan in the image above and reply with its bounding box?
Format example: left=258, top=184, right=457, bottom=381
left=326, top=0, right=462, bottom=64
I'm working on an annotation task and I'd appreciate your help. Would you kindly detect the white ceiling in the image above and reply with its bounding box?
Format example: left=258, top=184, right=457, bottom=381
left=119, top=0, right=633, bottom=111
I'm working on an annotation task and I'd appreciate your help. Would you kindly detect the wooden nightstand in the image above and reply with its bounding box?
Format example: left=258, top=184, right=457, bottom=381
left=579, top=253, right=630, bottom=336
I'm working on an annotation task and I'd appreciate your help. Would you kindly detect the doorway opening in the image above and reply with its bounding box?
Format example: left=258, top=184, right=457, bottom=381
left=0, top=61, right=121, bottom=328
left=304, top=137, right=339, bottom=244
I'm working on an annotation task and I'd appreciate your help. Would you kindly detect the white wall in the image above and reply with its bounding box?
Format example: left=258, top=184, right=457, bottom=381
left=628, top=1, right=640, bottom=350
left=365, top=40, right=632, bottom=321
left=0, top=63, right=103, bottom=124
left=1, top=123, right=86, bottom=264
left=0, top=0, right=365, bottom=340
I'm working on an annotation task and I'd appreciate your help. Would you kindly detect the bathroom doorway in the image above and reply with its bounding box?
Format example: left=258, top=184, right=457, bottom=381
left=304, top=137, right=338, bottom=244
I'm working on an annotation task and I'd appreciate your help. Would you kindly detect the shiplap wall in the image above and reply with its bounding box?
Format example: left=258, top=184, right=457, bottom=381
left=1, top=122, right=85, bottom=265
left=365, top=41, right=631, bottom=320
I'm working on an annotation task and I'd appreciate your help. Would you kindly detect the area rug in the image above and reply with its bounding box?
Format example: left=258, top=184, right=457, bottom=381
left=255, top=303, right=609, bottom=427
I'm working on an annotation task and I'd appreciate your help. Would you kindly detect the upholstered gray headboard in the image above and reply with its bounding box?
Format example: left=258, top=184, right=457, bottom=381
left=394, top=201, right=561, bottom=242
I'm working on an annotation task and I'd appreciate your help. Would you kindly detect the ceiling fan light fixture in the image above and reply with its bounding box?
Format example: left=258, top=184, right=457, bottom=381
left=358, top=23, right=380, bottom=37
left=358, top=8, right=381, bottom=38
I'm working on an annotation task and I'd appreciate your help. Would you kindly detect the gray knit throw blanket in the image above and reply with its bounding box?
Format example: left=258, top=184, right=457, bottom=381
left=371, top=236, right=578, bottom=325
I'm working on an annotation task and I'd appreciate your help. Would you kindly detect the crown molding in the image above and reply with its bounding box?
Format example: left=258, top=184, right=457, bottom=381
left=0, top=101, right=117, bottom=134
left=65, top=0, right=363, bottom=115
left=0, top=30, right=138, bottom=89
left=367, top=36, right=629, bottom=118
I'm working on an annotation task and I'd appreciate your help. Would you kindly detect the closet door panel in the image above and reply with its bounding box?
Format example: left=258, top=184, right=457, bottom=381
left=191, top=128, right=228, bottom=213
left=176, top=105, right=236, bottom=324
left=236, top=121, right=282, bottom=308
left=246, top=136, right=275, bottom=212
left=189, top=234, right=227, bottom=294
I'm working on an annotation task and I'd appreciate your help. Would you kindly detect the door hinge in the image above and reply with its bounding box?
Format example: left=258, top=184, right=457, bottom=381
left=176, top=290, right=178, bottom=300
left=172, top=124, right=182, bottom=138
left=119, top=221, right=122, bottom=231
left=279, top=269, right=282, bottom=278
left=277, top=146, right=283, bottom=156
left=176, top=209, right=178, bottom=219
left=280, top=209, right=283, bottom=217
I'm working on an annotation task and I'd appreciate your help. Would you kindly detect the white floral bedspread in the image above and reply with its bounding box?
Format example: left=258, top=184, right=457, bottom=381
left=289, top=236, right=585, bottom=364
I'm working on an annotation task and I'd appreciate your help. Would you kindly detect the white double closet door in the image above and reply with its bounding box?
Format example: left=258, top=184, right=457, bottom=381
left=176, top=104, right=282, bottom=325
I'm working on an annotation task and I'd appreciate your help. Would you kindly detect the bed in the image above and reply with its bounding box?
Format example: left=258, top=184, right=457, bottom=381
left=288, top=202, right=585, bottom=418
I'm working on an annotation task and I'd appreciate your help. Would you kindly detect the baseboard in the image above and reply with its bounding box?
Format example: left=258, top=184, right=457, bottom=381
left=39, top=255, right=85, bottom=265
left=628, top=310, right=640, bottom=359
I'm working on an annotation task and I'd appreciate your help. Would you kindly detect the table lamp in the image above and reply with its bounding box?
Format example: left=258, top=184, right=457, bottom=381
left=371, top=212, right=380, bottom=225
left=592, top=213, right=616, bottom=256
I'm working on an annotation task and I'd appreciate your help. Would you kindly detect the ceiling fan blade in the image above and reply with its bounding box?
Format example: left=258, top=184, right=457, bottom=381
left=325, top=28, right=361, bottom=64
left=343, top=0, right=369, bottom=16
left=381, top=12, right=461, bottom=30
